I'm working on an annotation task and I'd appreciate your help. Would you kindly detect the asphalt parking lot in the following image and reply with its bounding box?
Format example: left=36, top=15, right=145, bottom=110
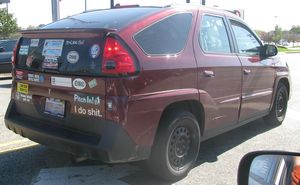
left=0, top=53, right=299, bottom=185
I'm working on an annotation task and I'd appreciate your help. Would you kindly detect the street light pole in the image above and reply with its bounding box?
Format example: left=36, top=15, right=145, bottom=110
left=51, top=0, right=60, bottom=22
left=110, top=0, right=114, bottom=8
left=84, top=0, right=87, bottom=11
left=202, top=0, right=206, bottom=5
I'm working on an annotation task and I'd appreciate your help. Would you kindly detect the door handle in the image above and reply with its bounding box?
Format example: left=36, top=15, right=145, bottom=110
left=243, top=69, right=251, bottom=75
left=204, top=70, right=215, bottom=77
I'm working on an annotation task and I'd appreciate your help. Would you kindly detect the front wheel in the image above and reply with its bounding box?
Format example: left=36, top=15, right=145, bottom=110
left=146, top=110, right=201, bottom=181
left=264, top=83, right=288, bottom=125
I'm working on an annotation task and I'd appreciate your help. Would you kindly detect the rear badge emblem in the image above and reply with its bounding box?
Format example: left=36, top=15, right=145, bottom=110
left=90, top=44, right=100, bottom=59
left=73, top=78, right=86, bottom=90
left=67, top=51, right=80, bottom=64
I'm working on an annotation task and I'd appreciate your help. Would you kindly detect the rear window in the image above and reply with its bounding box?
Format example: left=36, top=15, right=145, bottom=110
left=16, top=37, right=105, bottom=76
left=0, top=40, right=17, bottom=52
left=43, top=8, right=161, bottom=30
left=134, top=13, right=193, bottom=55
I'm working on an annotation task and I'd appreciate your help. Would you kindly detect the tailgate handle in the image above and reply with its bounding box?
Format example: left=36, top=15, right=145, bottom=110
left=204, top=70, right=215, bottom=77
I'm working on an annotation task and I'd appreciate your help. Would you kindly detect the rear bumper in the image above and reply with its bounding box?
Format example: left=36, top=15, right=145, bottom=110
left=4, top=100, right=150, bottom=163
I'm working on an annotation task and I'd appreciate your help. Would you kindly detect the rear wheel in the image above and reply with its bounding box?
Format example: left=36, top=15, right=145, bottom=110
left=146, top=110, right=201, bottom=181
left=264, top=83, right=288, bottom=125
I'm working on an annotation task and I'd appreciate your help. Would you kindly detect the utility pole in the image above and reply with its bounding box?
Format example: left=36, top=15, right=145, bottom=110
left=186, top=0, right=190, bottom=3
left=110, top=0, right=114, bottom=8
left=51, top=0, right=60, bottom=22
left=202, top=0, right=206, bottom=5
left=84, top=0, right=87, bottom=11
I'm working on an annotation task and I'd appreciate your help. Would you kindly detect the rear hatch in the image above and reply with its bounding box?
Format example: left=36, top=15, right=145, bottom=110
left=12, top=29, right=110, bottom=134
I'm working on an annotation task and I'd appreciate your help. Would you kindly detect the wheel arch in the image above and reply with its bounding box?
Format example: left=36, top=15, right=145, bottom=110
left=157, top=100, right=205, bottom=136
left=270, top=77, right=290, bottom=111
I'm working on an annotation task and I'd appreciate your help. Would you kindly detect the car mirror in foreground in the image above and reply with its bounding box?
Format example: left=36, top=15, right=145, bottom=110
left=238, top=151, right=300, bottom=185
left=0, top=47, right=5, bottom=52
left=261, top=44, right=278, bottom=58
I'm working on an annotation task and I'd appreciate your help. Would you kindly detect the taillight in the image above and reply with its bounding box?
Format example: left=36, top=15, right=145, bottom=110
left=102, top=37, right=137, bottom=75
left=11, top=38, right=20, bottom=66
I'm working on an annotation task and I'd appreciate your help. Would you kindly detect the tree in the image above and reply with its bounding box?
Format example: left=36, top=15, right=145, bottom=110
left=290, top=25, right=300, bottom=34
left=272, top=25, right=282, bottom=44
left=0, top=8, right=18, bottom=38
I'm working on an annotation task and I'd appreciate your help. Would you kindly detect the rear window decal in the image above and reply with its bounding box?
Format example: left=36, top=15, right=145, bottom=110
left=42, top=56, right=58, bottom=69
left=19, top=45, right=29, bottom=55
left=30, top=39, right=39, bottom=47
left=51, top=76, right=72, bottom=87
left=88, top=79, right=97, bottom=88
left=73, top=93, right=101, bottom=106
left=73, top=78, right=86, bottom=90
left=42, top=39, right=64, bottom=57
left=67, top=51, right=80, bottom=64
left=90, top=44, right=100, bottom=59
left=66, top=40, right=85, bottom=46
left=26, top=56, right=33, bottom=67
left=28, top=73, right=45, bottom=83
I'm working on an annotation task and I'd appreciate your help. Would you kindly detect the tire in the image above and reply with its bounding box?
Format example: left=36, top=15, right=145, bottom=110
left=264, top=83, right=288, bottom=125
left=146, top=110, right=201, bottom=181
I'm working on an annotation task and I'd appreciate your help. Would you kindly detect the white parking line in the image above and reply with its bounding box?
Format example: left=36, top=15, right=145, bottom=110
left=0, top=139, right=30, bottom=148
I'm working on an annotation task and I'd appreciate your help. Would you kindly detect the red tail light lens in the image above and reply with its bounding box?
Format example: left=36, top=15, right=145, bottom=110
left=11, top=39, right=20, bottom=66
left=102, top=37, right=137, bottom=75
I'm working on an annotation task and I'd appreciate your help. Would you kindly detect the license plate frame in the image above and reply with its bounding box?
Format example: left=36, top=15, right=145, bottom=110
left=44, top=98, right=65, bottom=118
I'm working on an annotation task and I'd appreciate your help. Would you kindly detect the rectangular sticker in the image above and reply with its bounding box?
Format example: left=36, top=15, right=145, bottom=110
left=42, top=56, right=58, bottom=69
left=16, top=70, right=24, bottom=80
left=17, top=83, right=29, bottom=94
left=28, top=73, right=45, bottom=83
left=44, top=98, right=65, bottom=117
left=74, top=94, right=101, bottom=106
left=19, top=45, right=29, bottom=55
left=30, top=39, right=39, bottom=47
left=42, top=39, right=64, bottom=57
left=15, top=92, right=32, bottom=103
left=51, top=77, right=72, bottom=87
left=88, top=79, right=98, bottom=89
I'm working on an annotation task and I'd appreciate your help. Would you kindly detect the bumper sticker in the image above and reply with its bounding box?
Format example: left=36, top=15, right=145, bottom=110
left=73, top=105, right=102, bottom=118
left=28, top=73, right=45, bottom=83
left=73, top=78, right=86, bottom=90
left=51, top=77, right=72, bottom=88
left=88, top=79, right=97, bottom=89
left=15, top=92, right=32, bottom=103
left=74, top=93, right=101, bottom=106
left=17, top=82, right=29, bottom=94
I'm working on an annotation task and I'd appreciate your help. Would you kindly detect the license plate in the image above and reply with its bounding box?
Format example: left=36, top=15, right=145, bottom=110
left=17, top=83, right=29, bottom=94
left=44, top=98, right=65, bottom=117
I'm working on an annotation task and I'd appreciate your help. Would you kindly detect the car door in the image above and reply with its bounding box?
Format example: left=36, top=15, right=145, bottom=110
left=228, top=19, right=275, bottom=122
left=194, top=13, right=242, bottom=134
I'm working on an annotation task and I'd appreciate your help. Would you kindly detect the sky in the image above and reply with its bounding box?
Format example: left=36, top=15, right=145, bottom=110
left=0, top=0, right=300, bottom=31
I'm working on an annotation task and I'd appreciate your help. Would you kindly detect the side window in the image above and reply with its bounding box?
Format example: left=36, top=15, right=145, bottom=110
left=134, top=13, right=192, bottom=55
left=230, top=20, right=261, bottom=55
left=199, top=15, right=231, bottom=53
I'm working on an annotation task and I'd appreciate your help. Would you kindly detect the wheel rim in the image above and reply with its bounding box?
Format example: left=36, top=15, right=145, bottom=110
left=275, top=89, right=287, bottom=119
left=167, top=122, right=198, bottom=171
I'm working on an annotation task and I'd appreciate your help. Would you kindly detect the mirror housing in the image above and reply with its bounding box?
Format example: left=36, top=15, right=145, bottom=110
left=238, top=151, right=300, bottom=185
left=0, top=47, right=5, bottom=52
left=260, top=44, right=278, bottom=58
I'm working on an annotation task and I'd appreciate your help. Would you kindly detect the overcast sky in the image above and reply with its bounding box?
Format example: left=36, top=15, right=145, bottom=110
left=0, top=0, right=299, bottom=31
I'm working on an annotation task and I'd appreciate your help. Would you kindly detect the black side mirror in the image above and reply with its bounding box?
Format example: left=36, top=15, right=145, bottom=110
left=0, top=47, right=5, bottom=52
left=238, top=151, right=300, bottom=185
left=261, top=44, right=278, bottom=58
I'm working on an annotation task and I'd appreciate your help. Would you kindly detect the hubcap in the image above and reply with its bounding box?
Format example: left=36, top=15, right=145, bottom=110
left=168, top=126, right=192, bottom=170
left=276, top=90, right=286, bottom=118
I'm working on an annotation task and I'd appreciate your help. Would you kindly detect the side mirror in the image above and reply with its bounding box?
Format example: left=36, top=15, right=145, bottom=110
left=0, top=47, right=5, bottom=52
left=238, top=151, right=300, bottom=185
left=261, top=44, right=278, bottom=58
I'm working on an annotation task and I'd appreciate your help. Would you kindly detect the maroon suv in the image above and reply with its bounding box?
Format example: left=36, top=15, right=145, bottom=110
left=5, top=5, right=290, bottom=181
